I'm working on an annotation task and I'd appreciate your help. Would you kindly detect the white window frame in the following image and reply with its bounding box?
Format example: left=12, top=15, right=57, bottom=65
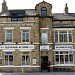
left=5, top=30, right=13, bottom=42
left=0, top=52, right=2, bottom=56
left=41, top=30, right=48, bottom=43
left=54, top=31, right=73, bottom=43
left=21, top=30, right=30, bottom=43
left=55, top=51, right=73, bottom=65
left=21, top=53, right=30, bottom=66
left=4, top=52, right=14, bottom=66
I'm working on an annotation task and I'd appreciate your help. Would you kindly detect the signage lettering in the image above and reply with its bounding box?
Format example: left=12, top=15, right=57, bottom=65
left=0, top=45, right=34, bottom=50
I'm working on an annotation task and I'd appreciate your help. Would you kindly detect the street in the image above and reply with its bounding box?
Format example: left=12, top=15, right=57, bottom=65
left=0, top=72, right=75, bottom=75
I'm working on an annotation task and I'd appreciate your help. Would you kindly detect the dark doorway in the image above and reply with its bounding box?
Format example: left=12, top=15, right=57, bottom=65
left=41, top=56, right=48, bottom=70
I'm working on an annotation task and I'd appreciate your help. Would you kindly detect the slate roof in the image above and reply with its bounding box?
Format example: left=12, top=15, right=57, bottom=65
left=0, top=9, right=75, bottom=21
left=0, top=9, right=38, bottom=16
left=52, top=13, right=75, bottom=20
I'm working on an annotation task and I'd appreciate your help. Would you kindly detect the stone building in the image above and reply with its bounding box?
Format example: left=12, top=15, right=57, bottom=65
left=0, top=0, right=74, bottom=72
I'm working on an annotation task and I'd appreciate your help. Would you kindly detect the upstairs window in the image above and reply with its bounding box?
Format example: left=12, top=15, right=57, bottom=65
left=10, top=10, right=25, bottom=21
left=11, top=17, right=23, bottom=21
left=5, top=30, right=13, bottom=42
left=41, top=30, right=48, bottom=43
left=54, top=31, right=72, bottom=43
left=21, top=30, right=30, bottom=42
left=41, top=7, right=47, bottom=16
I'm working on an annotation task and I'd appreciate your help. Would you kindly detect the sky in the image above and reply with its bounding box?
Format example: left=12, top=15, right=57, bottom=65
left=0, top=0, right=75, bottom=13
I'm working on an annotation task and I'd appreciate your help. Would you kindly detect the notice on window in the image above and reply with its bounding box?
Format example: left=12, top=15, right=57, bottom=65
left=32, top=58, right=36, bottom=64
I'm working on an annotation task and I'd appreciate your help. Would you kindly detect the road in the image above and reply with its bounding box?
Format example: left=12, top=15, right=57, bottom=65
left=0, top=72, right=75, bottom=75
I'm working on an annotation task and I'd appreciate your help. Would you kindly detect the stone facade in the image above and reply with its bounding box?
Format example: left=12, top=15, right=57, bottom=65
left=0, top=0, right=75, bottom=72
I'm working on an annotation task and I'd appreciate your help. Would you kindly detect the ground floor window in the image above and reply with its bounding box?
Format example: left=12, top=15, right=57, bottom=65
left=55, top=51, right=73, bottom=64
left=4, top=52, right=13, bottom=65
left=22, top=52, right=30, bottom=65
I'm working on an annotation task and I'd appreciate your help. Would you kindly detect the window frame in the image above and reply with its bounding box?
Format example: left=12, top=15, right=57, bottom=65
left=54, top=31, right=73, bottom=43
left=41, top=7, right=47, bottom=16
left=41, top=30, right=48, bottom=43
left=5, top=30, right=13, bottom=42
left=21, top=53, right=30, bottom=65
left=11, top=17, right=23, bottom=21
left=55, top=51, right=73, bottom=65
left=4, top=52, right=14, bottom=66
left=21, top=30, right=30, bottom=43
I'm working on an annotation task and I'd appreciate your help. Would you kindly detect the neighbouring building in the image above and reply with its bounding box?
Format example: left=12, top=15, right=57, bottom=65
left=0, top=0, right=75, bottom=72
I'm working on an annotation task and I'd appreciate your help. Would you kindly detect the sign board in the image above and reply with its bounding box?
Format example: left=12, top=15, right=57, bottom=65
left=40, top=45, right=49, bottom=50
left=55, top=45, right=73, bottom=50
left=0, top=45, right=34, bottom=50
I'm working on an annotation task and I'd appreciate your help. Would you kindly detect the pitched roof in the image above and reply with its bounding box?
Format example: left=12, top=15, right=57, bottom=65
left=0, top=9, right=38, bottom=16
left=1, top=9, right=75, bottom=21
left=52, top=13, right=75, bottom=20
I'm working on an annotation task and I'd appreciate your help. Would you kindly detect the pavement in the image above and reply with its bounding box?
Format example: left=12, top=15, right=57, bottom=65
left=0, top=72, right=75, bottom=75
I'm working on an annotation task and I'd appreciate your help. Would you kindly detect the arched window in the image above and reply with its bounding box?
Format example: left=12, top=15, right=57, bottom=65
left=41, top=7, right=47, bottom=16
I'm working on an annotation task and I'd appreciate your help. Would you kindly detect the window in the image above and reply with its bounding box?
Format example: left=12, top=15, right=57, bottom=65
left=55, top=51, right=73, bottom=64
left=22, top=54, right=30, bottom=65
left=22, top=30, right=30, bottom=42
left=41, top=7, right=47, bottom=16
left=41, top=30, right=48, bottom=43
left=11, top=17, right=23, bottom=21
left=0, top=58, right=2, bottom=64
left=54, top=31, right=72, bottom=42
left=5, top=30, right=13, bottom=42
left=4, top=52, right=13, bottom=65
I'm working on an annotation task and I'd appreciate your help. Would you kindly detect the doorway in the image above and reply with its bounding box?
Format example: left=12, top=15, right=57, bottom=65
left=41, top=56, right=48, bottom=70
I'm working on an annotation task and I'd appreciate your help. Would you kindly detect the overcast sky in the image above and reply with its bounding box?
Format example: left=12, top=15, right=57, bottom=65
left=0, top=0, right=75, bottom=13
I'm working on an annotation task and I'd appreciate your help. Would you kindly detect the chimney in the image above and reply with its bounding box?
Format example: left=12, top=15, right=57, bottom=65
left=2, top=0, right=8, bottom=12
left=64, top=3, right=68, bottom=14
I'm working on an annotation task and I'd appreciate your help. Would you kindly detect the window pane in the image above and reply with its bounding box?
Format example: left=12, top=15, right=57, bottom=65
left=64, top=34, right=67, bottom=42
left=23, top=30, right=29, bottom=32
left=6, top=30, right=12, bottom=33
left=55, top=55, right=59, bottom=62
left=42, top=33, right=47, bottom=43
left=69, top=55, right=73, bottom=62
left=41, top=7, right=47, bottom=16
left=65, top=55, right=68, bottom=61
left=22, top=30, right=29, bottom=42
left=5, top=56, right=8, bottom=65
left=6, top=30, right=12, bottom=42
left=69, top=34, right=72, bottom=42
left=26, top=55, right=30, bottom=65
left=9, top=56, right=13, bottom=65
left=60, top=55, right=64, bottom=62
left=18, top=18, right=23, bottom=21
left=59, top=34, right=63, bottom=42
left=22, top=33, right=25, bottom=42
left=54, top=31, right=72, bottom=43
left=11, top=18, right=17, bottom=21
left=22, top=56, right=25, bottom=65
left=22, top=55, right=30, bottom=65
left=26, top=33, right=29, bottom=42
left=55, top=34, right=58, bottom=42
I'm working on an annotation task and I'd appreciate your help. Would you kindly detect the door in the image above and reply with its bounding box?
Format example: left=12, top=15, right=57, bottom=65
left=41, top=56, right=48, bottom=70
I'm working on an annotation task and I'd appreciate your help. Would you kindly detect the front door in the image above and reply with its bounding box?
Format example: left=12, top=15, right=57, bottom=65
left=41, top=56, right=48, bottom=70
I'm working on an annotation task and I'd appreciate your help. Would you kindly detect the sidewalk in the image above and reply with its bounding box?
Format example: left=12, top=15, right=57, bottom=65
left=0, top=72, right=75, bottom=75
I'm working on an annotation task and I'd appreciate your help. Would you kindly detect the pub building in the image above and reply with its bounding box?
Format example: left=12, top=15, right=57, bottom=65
left=0, top=0, right=74, bottom=72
